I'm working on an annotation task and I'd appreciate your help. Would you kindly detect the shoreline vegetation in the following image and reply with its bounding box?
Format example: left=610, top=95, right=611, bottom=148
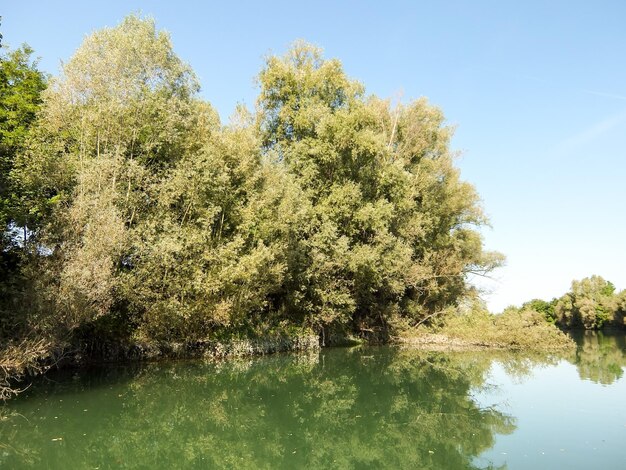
left=0, top=314, right=576, bottom=401
left=0, top=16, right=622, bottom=399
left=397, top=314, right=575, bottom=353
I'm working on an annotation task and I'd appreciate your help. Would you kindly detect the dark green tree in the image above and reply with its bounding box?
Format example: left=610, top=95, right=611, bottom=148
left=521, top=298, right=558, bottom=323
left=0, top=44, right=47, bottom=337
left=0, top=44, right=47, bottom=248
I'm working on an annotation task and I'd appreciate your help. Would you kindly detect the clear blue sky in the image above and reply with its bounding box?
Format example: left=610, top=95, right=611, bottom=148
left=4, top=1, right=626, bottom=311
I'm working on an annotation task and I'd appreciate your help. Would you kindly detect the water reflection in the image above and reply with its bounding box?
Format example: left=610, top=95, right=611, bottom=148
left=2, top=333, right=624, bottom=469
left=569, top=331, right=626, bottom=385
left=2, top=348, right=517, bottom=469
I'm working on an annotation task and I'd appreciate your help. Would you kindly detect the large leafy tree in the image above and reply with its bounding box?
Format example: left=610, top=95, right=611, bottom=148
left=257, top=43, right=502, bottom=335
left=13, top=16, right=204, bottom=336
left=12, top=17, right=295, bottom=343
left=123, top=110, right=292, bottom=340
left=2, top=16, right=512, bottom=400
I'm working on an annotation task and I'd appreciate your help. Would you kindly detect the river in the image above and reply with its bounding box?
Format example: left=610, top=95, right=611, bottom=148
left=1, top=332, right=625, bottom=468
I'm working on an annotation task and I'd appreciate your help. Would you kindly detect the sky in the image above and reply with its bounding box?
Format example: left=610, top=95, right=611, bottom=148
left=3, top=1, right=625, bottom=311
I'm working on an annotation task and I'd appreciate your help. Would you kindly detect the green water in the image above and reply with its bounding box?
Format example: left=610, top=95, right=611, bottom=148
left=1, top=332, right=625, bottom=469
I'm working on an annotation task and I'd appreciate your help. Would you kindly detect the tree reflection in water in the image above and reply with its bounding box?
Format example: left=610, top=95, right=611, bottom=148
left=8, top=336, right=622, bottom=469
left=569, top=330, right=626, bottom=385
left=6, top=335, right=624, bottom=469
left=1, top=347, right=523, bottom=469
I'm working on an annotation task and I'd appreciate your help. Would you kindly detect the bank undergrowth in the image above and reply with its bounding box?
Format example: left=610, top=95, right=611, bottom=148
left=399, top=308, right=575, bottom=352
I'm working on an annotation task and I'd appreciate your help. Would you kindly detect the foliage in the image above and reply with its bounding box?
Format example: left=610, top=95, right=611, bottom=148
left=0, top=44, right=47, bottom=341
left=515, top=276, right=626, bottom=330
left=420, top=300, right=575, bottom=352
left=122, top=113, right=291, bottom=340
left=1, top=17, right=505, bottom=394
left=0, top=44, right=47, bottom=233
left=553, top=276, right=625, bottom=329
left=10, top=15, right=204, bottom=336
left=520, top=298, right=558, bottom=323
left=256, top=42, right=503, bottom=334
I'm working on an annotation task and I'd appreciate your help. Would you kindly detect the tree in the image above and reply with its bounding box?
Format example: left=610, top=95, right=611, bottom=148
left=12, top=15, right=204, bottom=337
left=554, top=276, right=624, bottom=329
left=256, top=42, right=502, bottom=335
left=521, top=298, right=558, bottom=323
left=122, top=108, right=290, bottom=340
left=4, top=22, right=504, bottom=368
left=0, top=44, right=47, bottom=246
left=0, top=44, right=47, bottom=338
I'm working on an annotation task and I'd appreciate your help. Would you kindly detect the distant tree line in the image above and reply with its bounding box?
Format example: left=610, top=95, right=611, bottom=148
left=509, top=275, right=626, bottom=329
left=0, top=16, right=502, bottom=377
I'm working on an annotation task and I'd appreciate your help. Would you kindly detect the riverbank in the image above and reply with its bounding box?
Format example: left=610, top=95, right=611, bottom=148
left=2, top=311, right=576, bottom=401
left=395, top=332, right=573, bottom=352
left=395, top=309, right=576, bottom=353
left=1, top=330, right=320, bottom=400
left=72, top=332, right=321, bottom=364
